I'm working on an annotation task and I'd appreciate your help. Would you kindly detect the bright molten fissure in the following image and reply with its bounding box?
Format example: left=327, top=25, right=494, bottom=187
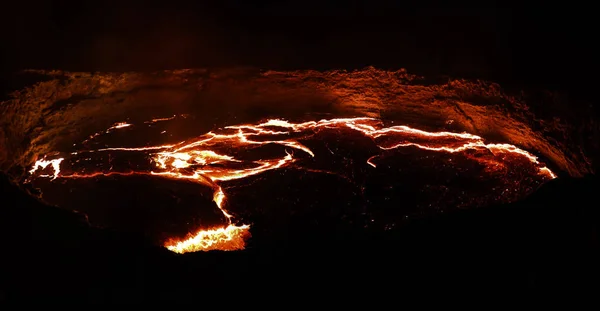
left=28, top=117, right=556, bottom=254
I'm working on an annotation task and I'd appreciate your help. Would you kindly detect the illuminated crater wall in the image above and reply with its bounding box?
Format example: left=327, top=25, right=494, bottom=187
left=0, top=68, right=593, bottom=178
left=0, top=67, right=596, bottom=253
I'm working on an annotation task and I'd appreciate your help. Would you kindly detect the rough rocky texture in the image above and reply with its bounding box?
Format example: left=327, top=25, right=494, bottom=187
left=1, top=67, right=597, bottom=181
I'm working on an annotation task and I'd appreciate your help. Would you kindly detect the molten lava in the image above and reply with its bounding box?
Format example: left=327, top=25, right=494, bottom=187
left=28, top=116, right=556, bottom=254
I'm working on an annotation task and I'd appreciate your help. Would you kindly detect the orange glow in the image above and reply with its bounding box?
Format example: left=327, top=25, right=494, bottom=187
left=108, top=122, right=132, bottom=130
left=165, top=224, right=250, bottom=253
left=29, top=157, right=63, bottom=180
left=28, top=117, right=557, bottom=253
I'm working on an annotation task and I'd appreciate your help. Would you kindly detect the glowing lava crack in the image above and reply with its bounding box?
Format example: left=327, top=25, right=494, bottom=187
left=28, top=117, right=556, bottom=254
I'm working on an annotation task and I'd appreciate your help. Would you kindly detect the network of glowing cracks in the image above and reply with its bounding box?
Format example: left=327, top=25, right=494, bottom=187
left=28, top=117, right=556, bottom=254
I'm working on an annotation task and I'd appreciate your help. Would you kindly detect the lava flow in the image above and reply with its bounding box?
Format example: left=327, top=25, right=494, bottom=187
left=27, top=117, right=556, bottom=254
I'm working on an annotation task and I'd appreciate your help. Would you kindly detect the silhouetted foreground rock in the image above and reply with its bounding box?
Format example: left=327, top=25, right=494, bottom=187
left=1, top=174, right=598, bottom=302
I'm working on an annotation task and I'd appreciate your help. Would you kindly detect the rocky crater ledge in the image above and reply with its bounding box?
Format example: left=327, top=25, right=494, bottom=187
left=1, top=67, right=597, bottom=181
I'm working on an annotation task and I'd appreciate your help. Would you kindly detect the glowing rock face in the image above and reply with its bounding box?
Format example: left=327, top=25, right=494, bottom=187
left=7, top=68, right=592, bottom=254
left=28, top=116, right=555, bottom=254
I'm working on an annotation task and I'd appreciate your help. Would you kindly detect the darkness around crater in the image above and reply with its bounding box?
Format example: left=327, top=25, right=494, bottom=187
left=1, top=1, right=597, bottom=98
left=1, top=0, right=599, bottom=302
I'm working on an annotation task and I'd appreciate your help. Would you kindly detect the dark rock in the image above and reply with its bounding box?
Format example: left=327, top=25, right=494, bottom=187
left=1, top=173, right=598, bottom=302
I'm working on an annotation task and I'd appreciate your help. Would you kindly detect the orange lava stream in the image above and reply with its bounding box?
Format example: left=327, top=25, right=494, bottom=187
left=28, top=117, right=557, bottom=254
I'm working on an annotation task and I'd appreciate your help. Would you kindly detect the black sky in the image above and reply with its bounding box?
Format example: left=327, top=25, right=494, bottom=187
left=1, top=0, right=597, bottom=96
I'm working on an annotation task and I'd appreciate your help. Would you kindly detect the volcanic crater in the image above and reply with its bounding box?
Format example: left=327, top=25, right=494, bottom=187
left=1, top=67, right=596, bottom=253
